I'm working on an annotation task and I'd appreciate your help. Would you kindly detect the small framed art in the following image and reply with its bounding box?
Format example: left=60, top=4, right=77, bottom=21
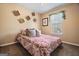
left=12, top=10, right=20, bottom=16
left=26, top=16, right=30, bottom=21
left=17, top=18, right=25, bottom=23
left=42, top=18, right=48, bottom=26
left=32, top=12, right=35, bottom=16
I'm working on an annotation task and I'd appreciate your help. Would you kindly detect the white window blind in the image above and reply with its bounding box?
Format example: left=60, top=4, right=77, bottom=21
left=49, top=12, right=64, bottom=36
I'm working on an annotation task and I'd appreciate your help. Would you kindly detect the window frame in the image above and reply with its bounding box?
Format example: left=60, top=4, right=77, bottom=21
left=49, top=11, right=65, bottom=36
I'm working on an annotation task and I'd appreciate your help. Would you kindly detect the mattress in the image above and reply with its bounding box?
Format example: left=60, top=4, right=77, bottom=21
left=17, top=34, right=61, bottom=56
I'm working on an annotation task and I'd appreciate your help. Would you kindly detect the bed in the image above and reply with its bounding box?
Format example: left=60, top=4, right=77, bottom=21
left=16, top=32, right=61, bottom=56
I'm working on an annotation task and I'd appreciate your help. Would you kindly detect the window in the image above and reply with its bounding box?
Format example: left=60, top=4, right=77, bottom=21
left=49, top=11, right=65, bottom=36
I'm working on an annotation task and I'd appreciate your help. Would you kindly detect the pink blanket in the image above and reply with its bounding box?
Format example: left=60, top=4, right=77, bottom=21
left=17, top=34, right=61, bottom=56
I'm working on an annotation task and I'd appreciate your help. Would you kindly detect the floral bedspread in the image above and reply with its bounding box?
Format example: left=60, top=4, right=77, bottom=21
left=16, top=34, right=61, bottom=56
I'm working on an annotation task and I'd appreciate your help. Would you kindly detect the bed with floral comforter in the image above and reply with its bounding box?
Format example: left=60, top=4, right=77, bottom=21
left=16, top=33, right=61, bottom=56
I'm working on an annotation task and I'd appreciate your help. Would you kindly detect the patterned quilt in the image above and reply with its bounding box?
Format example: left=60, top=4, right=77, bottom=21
left=16, top=34, right=61, bottom=56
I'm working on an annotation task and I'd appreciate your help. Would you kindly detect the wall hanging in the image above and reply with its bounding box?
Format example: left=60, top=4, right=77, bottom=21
left=32, top=12, right=35, bottom=16
left=33, top=18, right=36, bottom=22
left=17, top=18, right=25, bottom=23
left=12, top=10, right=20, bottom=16
left=26, top=16, right=30, bottom=21
left=42, top=18, right=48, bottom=26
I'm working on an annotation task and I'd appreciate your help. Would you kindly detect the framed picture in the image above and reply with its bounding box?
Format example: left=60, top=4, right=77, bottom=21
left=32, top=12, right=35, bottom=16
left=33, top=18, right=36, bottom=22
left=42, top=18, right=48, bottom=26
left=12, top=10, right=20, bottom=16
left=26, top=16, right=30, bottom=21
left=17, top=18, right=25, bottom=23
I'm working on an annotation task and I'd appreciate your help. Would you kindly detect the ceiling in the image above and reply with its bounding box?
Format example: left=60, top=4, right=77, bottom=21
left=18, top=3, right=64, bottom=13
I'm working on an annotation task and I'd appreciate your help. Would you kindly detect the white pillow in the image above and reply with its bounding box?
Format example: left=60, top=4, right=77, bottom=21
left=36, top=29, right=41, bottom=36
left=29, top=29, right=36, bottom=37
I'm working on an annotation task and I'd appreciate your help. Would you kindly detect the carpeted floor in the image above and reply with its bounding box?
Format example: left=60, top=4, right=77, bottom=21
left=0, top=43, right=79, bottom=56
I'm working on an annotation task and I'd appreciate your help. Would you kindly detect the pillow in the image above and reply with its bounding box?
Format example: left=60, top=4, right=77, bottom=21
left=25, top=29, right=31, bottom=36
left=36, top=29, right=41, bottom=37
left=23, top=28, right=41, bottom=37
left=29, top=29, right=37, bottom=37
left=21, top=30, right=26, bottom=36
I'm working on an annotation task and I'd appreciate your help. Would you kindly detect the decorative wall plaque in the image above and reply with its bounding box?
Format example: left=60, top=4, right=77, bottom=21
left=26, top=16, right=30, bottom=21
left=12, top=10, right=20, bottom=16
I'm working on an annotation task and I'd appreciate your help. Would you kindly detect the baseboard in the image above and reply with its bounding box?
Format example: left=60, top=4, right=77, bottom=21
left=0, top=42, right=17, bottom=47
left=0, top=41, right=79, bottom=47
left=62, top=41, right=79, bottom=47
